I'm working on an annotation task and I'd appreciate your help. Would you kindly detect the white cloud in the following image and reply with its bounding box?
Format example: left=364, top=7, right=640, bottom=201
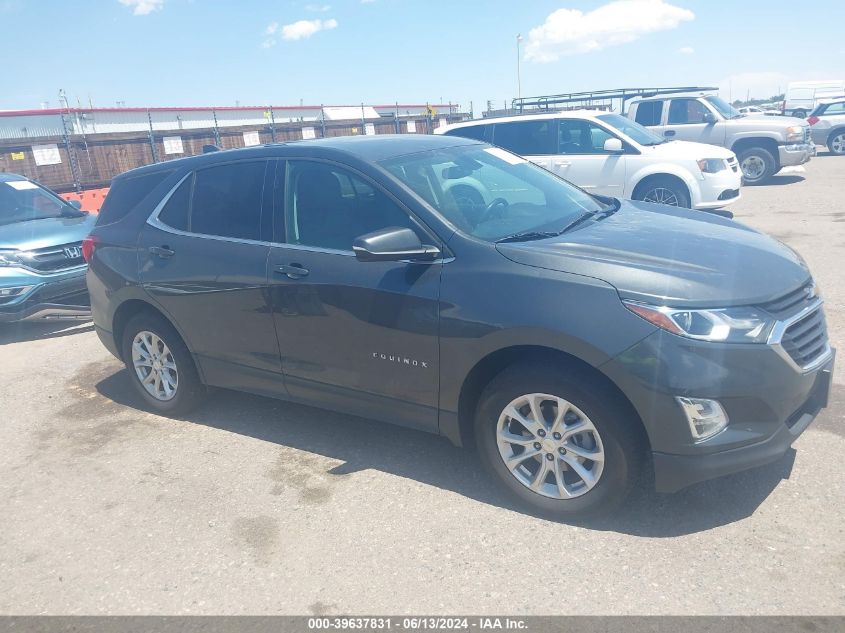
left=678, top=46, right=694, bottom=54
left=305, top=3, right=331, bottom=11
left=118, top=0, right=164, bottom=16
left=265, top=22, right=279, bottom=35
left=281, top=17, right=338, bottom=41
left=524, top=0, right=694, bottom=62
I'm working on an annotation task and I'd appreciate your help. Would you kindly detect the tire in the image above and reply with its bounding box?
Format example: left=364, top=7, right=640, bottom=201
left=792, top=110, right=807, bottom=119
left=633, top=177, right=691, bottom=208
left=738, top=146, right=776, bottom=184
left=827, top=130, right=845, bottom=155
left=474, top=363, right=646, bottom=519
left=120, top=311, right=206, bottom=416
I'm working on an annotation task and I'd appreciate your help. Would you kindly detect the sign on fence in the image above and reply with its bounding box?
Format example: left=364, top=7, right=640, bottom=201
left=406, top=120, right=416, bottom=133
left=301, top=127, right=316, bottom=140
left=10, top=151, right=25, bottom=160
left=32, top=144, right=61, bottom=166
left=163, top=136, right=184, bottom=155
left=243, top=131, right=260, bottom=147
left=364, top=123, right=376, bottom=136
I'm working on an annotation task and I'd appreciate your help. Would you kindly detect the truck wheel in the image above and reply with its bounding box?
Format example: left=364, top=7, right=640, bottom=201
left=633, top=177, right=691, bottom=208
left=121, top=312, right=206, bottom=416
left=738, top=147, right=776, bottom=184
left=792, top=109, right=807, bottom=119
left=828, top=130, right=845, bottom=155
left=474, top=363, right=646, bottom=520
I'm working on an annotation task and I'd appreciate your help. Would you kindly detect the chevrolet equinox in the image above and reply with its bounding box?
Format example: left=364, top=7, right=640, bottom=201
left=85, top=135, right=834, bottom=518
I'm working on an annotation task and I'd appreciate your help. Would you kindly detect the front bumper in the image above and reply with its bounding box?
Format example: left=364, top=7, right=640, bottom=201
left=778, top=142, right=814, bottom=167
left=693, top=167, right=742, bottom=209
left=0, top=269, right=90, bottom=323
left=601, top=328, right=835, bottom=493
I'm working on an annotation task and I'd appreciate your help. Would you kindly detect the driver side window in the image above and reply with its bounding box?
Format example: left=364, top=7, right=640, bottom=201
left=668, top=99, right=710, bottom=125
left=284, top=161, right=419, bottom=252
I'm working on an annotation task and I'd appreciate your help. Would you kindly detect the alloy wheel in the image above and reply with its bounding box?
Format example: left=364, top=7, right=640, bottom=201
left=831, top=133, right=845, bottom=155
left=740, top=155, right=766, bottom=181
left=496, top=393, right=605, bottom=499
left=641, top=187, right=680, bottom=206
left=132, top=330, right=179, bottom=401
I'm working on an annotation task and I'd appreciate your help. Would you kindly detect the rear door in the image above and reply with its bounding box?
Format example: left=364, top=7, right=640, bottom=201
left=546, top=118, right=627, bottom=196
left=491, top=119, right=556, bottom=170
left=138, top=159, right=284, bottom=394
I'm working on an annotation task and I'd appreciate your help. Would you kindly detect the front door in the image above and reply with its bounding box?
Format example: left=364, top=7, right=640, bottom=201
left=138, top=159, right=284, bottom=394
left=658, top=98, right=726, bottom=146
left=267, top=159, right=442, bottom=432
left=543, top=119, right=627, bottom=196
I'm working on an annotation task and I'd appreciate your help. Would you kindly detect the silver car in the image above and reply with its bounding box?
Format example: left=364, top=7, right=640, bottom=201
left=808, top=100, right=845, bottom=155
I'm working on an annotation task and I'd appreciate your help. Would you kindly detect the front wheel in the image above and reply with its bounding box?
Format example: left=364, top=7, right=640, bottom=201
left=121, top=312, right=206, bottom=416
left=474, top=363, right=646, bottom=519
left=791, top=109, right=807, bottom=119
left=738, top=147, right=776, bottom=184
left=633, top=177, right=691, bottom=208
left=828, top=130, right=845, bottom=155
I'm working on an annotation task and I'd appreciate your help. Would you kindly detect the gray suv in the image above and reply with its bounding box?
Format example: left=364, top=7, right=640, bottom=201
left=807, top=100, right=845, bottom=155
left=627, top=94, right=814, bottom=184
left=86, top=135, right=834, bottom=518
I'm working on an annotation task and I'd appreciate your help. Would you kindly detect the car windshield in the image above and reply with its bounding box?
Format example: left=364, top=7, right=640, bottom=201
left=0, top=180, right=83, bottom=226
left=596, top=113, right=665, bottom=146
left=705, top=95, right=742, bottom=119
left=380, top=144, right=609, bottom=242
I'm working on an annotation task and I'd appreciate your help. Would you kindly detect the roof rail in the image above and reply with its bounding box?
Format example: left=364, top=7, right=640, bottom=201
left=512, top=86, right=718, bottom=113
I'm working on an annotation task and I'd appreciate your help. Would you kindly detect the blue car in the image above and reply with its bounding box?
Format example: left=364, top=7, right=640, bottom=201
left=0, top=173, right=96, bottom=322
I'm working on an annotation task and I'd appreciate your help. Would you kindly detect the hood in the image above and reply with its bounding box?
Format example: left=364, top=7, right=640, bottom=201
left=496, top=200, right=810, bottom=308
left=0, top=214, right=97, bottom=251
left=642, top=140, right=734, bottom=159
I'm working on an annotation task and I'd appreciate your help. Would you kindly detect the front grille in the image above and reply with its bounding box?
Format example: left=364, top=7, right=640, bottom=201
left=781, top=308, right=829, bottom=368
left=18, top=242, right=85, bottom=273
left=757, top=282, right=816, bottom=319
left=804, top=127, right=811, bottom=143
left=718, top=189, right=740, bottom=200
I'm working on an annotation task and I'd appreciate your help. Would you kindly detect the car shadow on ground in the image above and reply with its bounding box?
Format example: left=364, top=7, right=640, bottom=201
left=0, top=320, right=93, bottom=346
left=95, top=367, right=815, bottom=538
left=761, top=174, right=805, bottom=186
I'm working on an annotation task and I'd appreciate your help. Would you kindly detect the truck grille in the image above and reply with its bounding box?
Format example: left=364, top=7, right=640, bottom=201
left=18, top=242, right=86, bottom=273
left=781, top=308, right=829, bottom=368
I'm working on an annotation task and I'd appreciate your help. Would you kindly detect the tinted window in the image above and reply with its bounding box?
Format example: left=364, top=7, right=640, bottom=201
left=98, top=170, right=172, bottom=225
left=444, top=125, right=488, bottom=141
left=190, top=161, right=266, bottom=240
left=157, top=175, right=191, bottom=231
left=634, top=101, right=663, bottom=126
left=558, top=120, right=617, bottom=154
left=822, top=102, right=845, bottom=115
left=286, top=161, right=417, bottom=251
left=493, top=120, right=556, bottom=155
left=0, top=179, right=84, bottom=227
left=668, top=99, right=710, bottom=124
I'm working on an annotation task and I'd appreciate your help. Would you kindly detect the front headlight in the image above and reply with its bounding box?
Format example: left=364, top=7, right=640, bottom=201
left=786, top=125, right=805, bottom=143
left=696, top=158, right=727, bottom=173
left=0, top=250, right=21, bottom=267
left=623, top=301, right=776, bottom=343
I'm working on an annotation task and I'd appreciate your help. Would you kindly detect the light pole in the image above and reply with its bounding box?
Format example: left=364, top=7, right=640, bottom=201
left=516, top=34, right=523, bottom=105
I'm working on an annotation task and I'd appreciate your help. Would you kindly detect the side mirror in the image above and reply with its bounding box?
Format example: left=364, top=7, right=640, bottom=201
left=353, top=227, right=440, bottom=262
left=603, top=138, right=624, bottom=153
left=68, top=199, right=82, bottom=210
left=703, top=112, right=717, bottom=125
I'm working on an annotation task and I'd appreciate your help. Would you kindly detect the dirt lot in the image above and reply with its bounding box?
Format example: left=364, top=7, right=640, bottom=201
left=1, top=154, right=843, bottom=616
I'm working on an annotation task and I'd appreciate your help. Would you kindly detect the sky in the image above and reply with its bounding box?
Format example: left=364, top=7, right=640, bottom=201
left=3, top=0, right=844, bottom=114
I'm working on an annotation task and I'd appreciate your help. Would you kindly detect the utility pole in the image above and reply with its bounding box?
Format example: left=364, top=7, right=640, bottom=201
left=516, top=34, right=523, bottom=103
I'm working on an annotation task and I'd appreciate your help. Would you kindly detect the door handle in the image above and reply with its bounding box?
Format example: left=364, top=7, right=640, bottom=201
left=556, top=161, right=572, bottom=167
left=664, top=130, right=676, bottom=137
left=274, top=263, right=310, bottom=279
left=149, top=245, right=175, bottom=258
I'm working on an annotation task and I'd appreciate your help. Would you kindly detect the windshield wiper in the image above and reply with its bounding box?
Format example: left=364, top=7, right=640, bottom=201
left=495, top=230, right=561, bottom=244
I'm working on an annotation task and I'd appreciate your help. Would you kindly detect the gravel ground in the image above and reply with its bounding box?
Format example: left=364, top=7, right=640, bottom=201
left=1, top=154, right=843, bottom=615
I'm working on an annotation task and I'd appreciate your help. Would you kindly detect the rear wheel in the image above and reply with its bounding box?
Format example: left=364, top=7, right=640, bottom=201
left=792, top=109, right=807, bottom=119
left=474, top=363, right=646, bottom=519
left=828, top=130, right=845, bottom=155
left=633, top=177, right=691, bottom=208
left=121, top=312, right=205, bottom=416
left=738, top=146, right=776, bottom=184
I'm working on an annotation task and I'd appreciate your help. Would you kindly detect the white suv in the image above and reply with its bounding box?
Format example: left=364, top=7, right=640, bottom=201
left=436, top=111, right=741, bottom=209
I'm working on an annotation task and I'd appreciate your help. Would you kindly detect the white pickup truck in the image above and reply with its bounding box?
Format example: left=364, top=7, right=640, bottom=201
left=626, top=93, right=814, bottom=184
left=437, top=111, right=742, bottom=210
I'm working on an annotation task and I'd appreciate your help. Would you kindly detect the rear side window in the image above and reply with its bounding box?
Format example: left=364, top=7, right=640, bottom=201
left=444, top=124, right=488, bottom=141
left=190, top=161, right=266, bottom=240
left=634, top=101, right=663, bottom=126
left=493, top=120, right=556, bottom=155
left=821, top=102, right=845, bottom=115
left=157, top=175, right=192, bottom=231
left=98, top=170, right=172, bottom=225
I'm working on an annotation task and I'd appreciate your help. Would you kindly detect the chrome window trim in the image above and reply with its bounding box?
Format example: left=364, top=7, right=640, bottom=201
left=146, top=171, right=274, bottom=248
left=766, top=297, right=832, bottom=373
